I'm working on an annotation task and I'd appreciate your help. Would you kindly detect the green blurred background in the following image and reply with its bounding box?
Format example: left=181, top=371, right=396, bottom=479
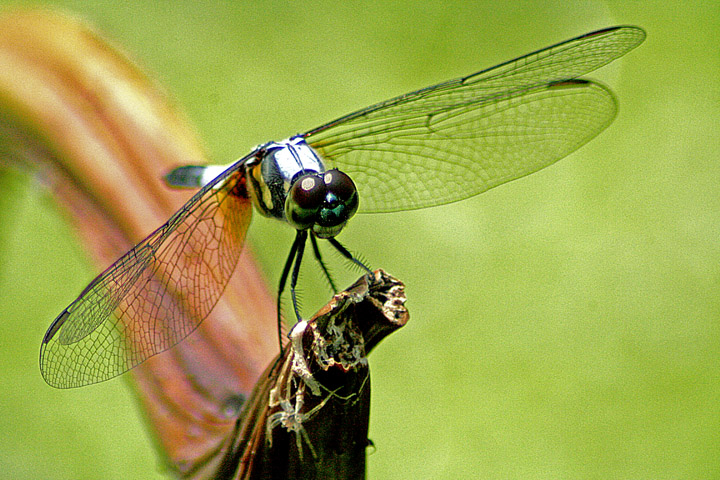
left=0, top=1, right=718, bottom=478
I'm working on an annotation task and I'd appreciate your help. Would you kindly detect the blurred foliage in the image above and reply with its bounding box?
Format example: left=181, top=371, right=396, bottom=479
left=0, top=1, right=717, bottom=479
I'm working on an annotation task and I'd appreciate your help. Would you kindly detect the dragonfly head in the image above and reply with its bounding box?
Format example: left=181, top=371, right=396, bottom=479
left=285, top=169, right=358, bottom=239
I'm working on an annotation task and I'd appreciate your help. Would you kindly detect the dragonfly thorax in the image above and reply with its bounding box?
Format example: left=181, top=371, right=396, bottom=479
left=246, top=136, right=359, bottom=238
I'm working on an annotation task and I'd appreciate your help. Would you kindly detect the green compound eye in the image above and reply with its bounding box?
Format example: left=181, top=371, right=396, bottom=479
left=319, top=170, right=358, bottom=224
left=285, top=173, right=326, bottom=230
left=324, top=170, right=357, bottom=210
left=313, top=170, right=359, bottom=239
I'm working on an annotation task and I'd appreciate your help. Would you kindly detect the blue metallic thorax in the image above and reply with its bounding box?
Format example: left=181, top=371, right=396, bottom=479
left=246, top=136, right=326, bottom=221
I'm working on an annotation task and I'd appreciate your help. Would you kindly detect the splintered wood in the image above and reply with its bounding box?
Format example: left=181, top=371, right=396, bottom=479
left=215, top=270, right=408, bottom=480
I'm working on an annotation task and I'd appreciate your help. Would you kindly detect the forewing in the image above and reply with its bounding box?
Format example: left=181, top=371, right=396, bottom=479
left=40, top=156, right=253, bottom=388
left=305, top=26, right=644, bottom=213
left=457, top=25, right=645, bottom=91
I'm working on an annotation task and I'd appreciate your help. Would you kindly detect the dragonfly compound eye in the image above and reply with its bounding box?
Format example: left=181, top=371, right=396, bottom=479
left=286, top=173, right=327, bottom=230
left=312, top=170, right=359, bottom=238
left=323, top=170, right=358, bottom=217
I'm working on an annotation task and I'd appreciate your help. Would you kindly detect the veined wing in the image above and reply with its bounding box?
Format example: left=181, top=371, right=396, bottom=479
left=40, top=154, right=254, bottom=388
left=305, top=26, right=645, bottom=213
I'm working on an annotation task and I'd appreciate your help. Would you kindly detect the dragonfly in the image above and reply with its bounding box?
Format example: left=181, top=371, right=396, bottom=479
left=40, top=25, right=645, bottom=388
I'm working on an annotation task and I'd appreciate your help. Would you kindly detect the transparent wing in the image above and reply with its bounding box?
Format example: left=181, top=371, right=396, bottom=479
left=305, top=26, right=645, bottom=213
left=40, top=155, right=254, bottom=388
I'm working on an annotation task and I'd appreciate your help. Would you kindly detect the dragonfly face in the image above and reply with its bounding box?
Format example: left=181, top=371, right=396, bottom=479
left=40, top=26, right=645, bottom=388
left=244, top=136, right=359, bottom=238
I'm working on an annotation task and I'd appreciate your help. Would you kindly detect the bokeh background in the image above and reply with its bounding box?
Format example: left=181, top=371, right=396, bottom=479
left=0, top=1, right=717, bottom=478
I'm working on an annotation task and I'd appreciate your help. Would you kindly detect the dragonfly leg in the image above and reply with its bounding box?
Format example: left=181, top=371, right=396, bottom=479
left=310, top=234, right=338, bottom=293
left=277, top=231, right=303, bottom=354
left=289, top=230, right=308, bottom=323
left=327, top=237, right=372, bottom=276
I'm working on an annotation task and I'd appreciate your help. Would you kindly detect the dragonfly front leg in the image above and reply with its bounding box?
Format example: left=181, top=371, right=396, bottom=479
left=289, top=230, right=308, bottom=323
left=277, top=231, right=305, bottom=354
left=310, top=234, right=338, bottom=294
left=327, top=237, right=372, bottom=276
